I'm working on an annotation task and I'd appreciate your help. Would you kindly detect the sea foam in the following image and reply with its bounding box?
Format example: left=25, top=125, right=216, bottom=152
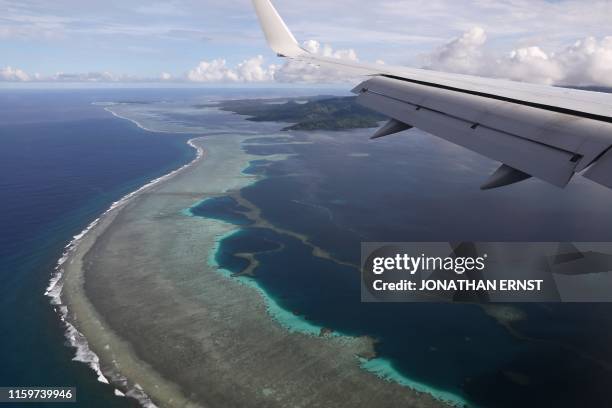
left=45, top=137, right=204, bottom=408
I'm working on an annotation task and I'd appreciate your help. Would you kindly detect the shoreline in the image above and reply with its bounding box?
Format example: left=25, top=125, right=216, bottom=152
left=45, top=138, right=205, bottom=407
left=103, top=106, right=196, bottom=135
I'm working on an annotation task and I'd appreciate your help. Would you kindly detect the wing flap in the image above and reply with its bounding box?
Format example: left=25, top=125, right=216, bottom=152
left=584, top=148, right=612, bottom=189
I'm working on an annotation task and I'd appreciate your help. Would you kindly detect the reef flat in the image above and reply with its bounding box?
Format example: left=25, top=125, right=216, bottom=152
left=61, top=134, right=445, bottom=408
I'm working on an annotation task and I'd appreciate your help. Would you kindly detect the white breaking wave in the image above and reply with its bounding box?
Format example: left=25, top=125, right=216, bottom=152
left=45, top=138, right=204, bottom=408
left=103, top=106, right=166, bottom=134
left=103, top=105, right=207, bottom=135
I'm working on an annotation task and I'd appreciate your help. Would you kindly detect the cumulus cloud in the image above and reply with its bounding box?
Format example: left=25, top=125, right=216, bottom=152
left=187, top=59, right=238, bottom=82
left=274, top=40, right=360, bottom=83
left=555, top=37, right=612, bottom=87
left=301, top=39, right=358, bottom=61
left=186, top=40, right=360, bottom=84
left=425, top=28, right=612, bottom=86
left=425, top=27, right=487, bottom=74
left=0, top=66, right=30, bottom=81
left=498, top=46, right=563, bottom=85
left=187, top=55, right=276, bottom=82
left=234, top=55, right=276, bottom=82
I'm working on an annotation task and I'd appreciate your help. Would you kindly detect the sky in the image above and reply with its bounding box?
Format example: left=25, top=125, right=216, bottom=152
left=1, top=0, right=611, bottom=86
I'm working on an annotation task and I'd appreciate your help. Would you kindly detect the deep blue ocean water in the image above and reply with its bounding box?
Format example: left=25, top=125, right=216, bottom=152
left=0, top=89, right=196, bottom=407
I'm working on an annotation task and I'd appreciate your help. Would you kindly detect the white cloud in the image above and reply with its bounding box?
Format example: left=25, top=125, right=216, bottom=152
left=0, top=68, right=164, bottom=83
left=186, top=41, right=359, bottom=84
left=301, top=39, right=358, bottom=61
left=274, top=40, right=360, bottom=83
left=187, top=59, right=238, bottom=82
left=498, top=46, right=563, bottom=85
left=425, top=28, right=612, bottom=87
left=234, top=55, right=276, bottom=82
left=49, top=71, right=126, bottom=82
left=0, top=66, right=30, bottom=81
left=555, top=37, right=612, bottom=87
left=187, top=55, right=275, bottom=82
left=425, top=26, right=487, bottom=74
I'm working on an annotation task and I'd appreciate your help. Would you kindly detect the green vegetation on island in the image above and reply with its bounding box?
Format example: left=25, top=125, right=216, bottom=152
left=211, top=96, right=387, bottom=131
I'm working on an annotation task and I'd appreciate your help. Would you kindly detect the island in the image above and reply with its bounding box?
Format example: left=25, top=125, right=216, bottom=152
left=211, top=96, right=387, bottom=131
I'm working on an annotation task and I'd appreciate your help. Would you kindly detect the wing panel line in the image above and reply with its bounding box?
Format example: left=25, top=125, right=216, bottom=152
left=380, top=74, right=612, bottom=124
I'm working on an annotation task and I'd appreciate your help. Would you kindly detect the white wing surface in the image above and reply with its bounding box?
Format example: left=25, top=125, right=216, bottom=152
left=252, top=0, right=612, bottom=190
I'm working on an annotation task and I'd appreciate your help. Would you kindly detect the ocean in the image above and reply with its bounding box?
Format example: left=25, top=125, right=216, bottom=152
left=0, top=89, right=196, bottom=407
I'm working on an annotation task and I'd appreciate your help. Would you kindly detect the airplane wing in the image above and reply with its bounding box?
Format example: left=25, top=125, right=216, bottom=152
left=252, top=0, right=612, bottom=190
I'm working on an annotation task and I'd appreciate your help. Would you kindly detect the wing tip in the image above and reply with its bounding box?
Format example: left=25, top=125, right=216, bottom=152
left=252, top=0, right=305, bottom=58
